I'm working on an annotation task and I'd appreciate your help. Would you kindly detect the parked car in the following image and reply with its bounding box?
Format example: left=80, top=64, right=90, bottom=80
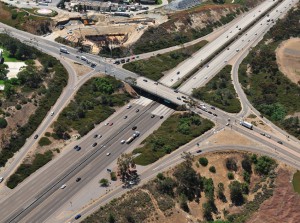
left=92, top=142, right=97, bottom=147
left=106, top=153, right=111, bottom=156
left=121, top=140, right=126, bottom=144
left=196, top=150, right=202, bottom=153
left=132, top=126, right=137, bottom=130
left=34, top=134, right=38, bottom=139
left=151, top=115, right=155, bottom=118
left=76, top=177, right=81, bottom=182
left=0, top=177, right=4, bottom=183
left=60, top=184, right=66, bottom=189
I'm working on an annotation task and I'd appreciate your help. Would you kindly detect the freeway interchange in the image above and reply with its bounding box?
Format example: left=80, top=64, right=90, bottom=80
left=0, top=0, right=300, bottom=222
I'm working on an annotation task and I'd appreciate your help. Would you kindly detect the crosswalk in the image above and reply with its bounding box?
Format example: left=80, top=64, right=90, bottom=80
left=133, top=97, right=153, bottom=106
left=150, top=105, right=171, bottom=116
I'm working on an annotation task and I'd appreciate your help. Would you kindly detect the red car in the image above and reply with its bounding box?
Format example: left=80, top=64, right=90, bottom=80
left=109, top=123, right=113, bottom=126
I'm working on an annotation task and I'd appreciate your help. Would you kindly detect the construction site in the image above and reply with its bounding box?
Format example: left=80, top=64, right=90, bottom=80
left=51, top=8, right=163, bottom=54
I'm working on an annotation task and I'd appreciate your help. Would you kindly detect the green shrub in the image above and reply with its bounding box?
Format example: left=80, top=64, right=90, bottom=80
left=209, top=166, right=216, bottom=173
left=0, top=118, right=8, bottom=128
left=38, top=137, right=52, bottom=147
left=110, top=172, right=117, bottom=181
left=227, top=172, right=234, bottom=180
left=199, top=157, right=208, bottom=166
left=15, top=104, right=22, bottom=110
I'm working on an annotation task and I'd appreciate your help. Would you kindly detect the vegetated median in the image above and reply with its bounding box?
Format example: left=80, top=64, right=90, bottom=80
left=292, top=170, right=300, bottom=194
left=192, top=65, right=241, bottom=113
left=238, top=2, right=300, bottom=139
left=132, top=112, right=214, bottom=165
left=0, top=34, right=68, bottom=173
left=123, top=40, right=208, bottom=81
left=53, top=76, right=132, bottom=139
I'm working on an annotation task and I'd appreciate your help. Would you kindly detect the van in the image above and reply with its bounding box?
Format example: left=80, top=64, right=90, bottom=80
left=80, top=56, right=87, bottom=61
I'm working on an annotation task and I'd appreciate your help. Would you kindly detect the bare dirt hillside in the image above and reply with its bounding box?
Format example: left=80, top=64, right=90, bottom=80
left=247, top=167, right=300, bottom=223
left=276, top=38, right=300, bottom=85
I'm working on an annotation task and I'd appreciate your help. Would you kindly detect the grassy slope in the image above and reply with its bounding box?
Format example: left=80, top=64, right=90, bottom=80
left=192, top=65, right=241, bottom=113
left=292, top=171, right=300, bottom=194
left=133, top=113, right=214, bottom=165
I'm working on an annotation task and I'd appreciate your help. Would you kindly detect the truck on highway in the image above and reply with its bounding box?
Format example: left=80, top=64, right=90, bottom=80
left=240, top=121, right=253, bottom=130
left=126, top=131, right=140, bottom=144
left=60, top=47, right=69, bottom=54
left=126, top=136, right=135, bottom=144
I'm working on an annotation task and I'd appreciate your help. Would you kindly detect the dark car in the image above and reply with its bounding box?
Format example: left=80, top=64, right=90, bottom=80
left=74, top=145, right=79, bottom=150
left=76, top=177, right=81, bottom=182
left=277, top=141, right=283, bottom=145
left=132, top=126, right=137, bottom=130
left=92, top=142, right=97, bottom=147
left=121, top=59, right=125, bottom=63
left=174, top=90, right=179, bottom=93
left=160, top=116, right=164, bottom=119
left=151, top=115, right=155, bottom=118
left=34, top=134, right=38, bottom=139
left=109, top=122, right=113, bottom=126
left=114, top=60, right=120, bottom=65
left=94, top=134, right=98, bottom=138
left=136, top=109, right=139, bottom=113
left=76, top=147, right=81, bottom=151
left=196, top=150, right=202, bottom=153
left=126, top=58, right=130, bottom=62
left=75, top=214, right=81, bottom=220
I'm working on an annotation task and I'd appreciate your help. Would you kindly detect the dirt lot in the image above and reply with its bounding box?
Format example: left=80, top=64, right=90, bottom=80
left=276, top=38, right=300, bottom=85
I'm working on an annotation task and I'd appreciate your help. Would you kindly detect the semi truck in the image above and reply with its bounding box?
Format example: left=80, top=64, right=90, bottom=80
left=126, top=131, right=140, bottom=144
left=240, top=121, right=253, bottom=130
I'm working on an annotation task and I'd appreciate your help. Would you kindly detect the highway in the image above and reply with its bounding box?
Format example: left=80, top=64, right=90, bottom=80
left=0, top=98, right=173, bottom=223
left=158, top=0, right=281, bottom=87
left=0, top=0, right=299, bottom=221
left=179, top=0, right=296, bottom=94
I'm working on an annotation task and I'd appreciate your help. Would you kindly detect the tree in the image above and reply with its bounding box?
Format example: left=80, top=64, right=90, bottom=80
left=254, top=156, right=276, bottom=175
left=229, top=181, right=244, bottom=206
left=0, top=118, right=8, bottom=129
left=226, top=158, right=238, bottom=171
left=157, top=177, right=176, bottom=196
left=117, top=153, right=136, bottom=182
left=242, top=155, right=252, bottom=173
left=173, top=160, right=201, bottom=200
left=99, top=178, right=109, bottom=187
left=217, top=182, right=226, bottom=202
left=108, top=213, right=116, bottom=223
left=227, top=172, right=234, bottom=180
left=179, top=194, right=189, bottom=212
left=199, top=157, right=208, bottom=166
left=209, top=166, right=216, bottom=173
left=0, top=64, right=8, bottom=80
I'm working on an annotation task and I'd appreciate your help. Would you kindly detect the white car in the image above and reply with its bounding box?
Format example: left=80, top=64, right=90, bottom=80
left=127, top=105, right=132, bottom=109
left=121, top=140, right=125, bottom=144
left=98, top=135, right=102, bottom=139
left=0, top=177, right=4, bottom=183
left=60, top=184, right=66, bottom=189
left=51, top=112, right=54, bottom=116
left=226, top=123, right=230, bottom=126
left=106, top=153, right=111, bottom=156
